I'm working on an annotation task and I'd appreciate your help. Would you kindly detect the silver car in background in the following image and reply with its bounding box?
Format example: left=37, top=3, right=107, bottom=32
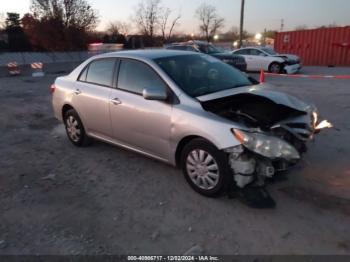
left=52, top=50, right=328, bottom=207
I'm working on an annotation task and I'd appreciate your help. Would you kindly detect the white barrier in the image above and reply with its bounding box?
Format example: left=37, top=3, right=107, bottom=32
left=7, top=62, right=21, bottom=76
left=31, top=62, right=45, bottom=77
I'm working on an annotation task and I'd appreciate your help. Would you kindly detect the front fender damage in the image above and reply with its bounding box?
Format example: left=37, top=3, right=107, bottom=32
left=225, top=145, right=291, bottom=188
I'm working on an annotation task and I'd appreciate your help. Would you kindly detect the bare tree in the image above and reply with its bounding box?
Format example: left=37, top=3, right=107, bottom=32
left=134, top=0, right=162, bottom=39
left=159, top=8, right=170, bottom=40
left=159, top=8, right=181, bottom=41
left=31, top=0, right=99, bottom=30
left=196, top=3, right=224, bottom=42
left=107, top=21, right=131, bottom=36
left=0, top=12, right=6, bottom=29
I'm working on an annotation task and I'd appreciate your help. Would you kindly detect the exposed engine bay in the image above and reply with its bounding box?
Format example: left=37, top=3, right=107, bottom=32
left=201, top=92, right=314, bottom=153
left=199, top=87, right=330, bottom=189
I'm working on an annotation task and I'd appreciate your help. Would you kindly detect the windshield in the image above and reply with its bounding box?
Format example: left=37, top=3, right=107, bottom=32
left=154, top=54, right=252, bottom=97
left=261, top=48, right=278, bottom=55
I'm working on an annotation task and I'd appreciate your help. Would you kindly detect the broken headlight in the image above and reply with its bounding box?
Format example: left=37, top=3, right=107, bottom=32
left=232, top=129, right=300, bottom=161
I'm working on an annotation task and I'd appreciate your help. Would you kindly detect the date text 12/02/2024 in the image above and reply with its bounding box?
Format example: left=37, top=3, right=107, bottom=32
left=127, top=256, right=220, bottom=261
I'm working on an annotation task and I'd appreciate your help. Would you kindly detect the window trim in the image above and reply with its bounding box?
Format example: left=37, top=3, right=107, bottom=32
left=77, top=58, right=118, bottom=88
left=77, top=65, right=88, bottom=82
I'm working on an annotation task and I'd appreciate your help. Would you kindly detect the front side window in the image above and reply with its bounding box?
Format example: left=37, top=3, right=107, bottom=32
left=249, top=49, right=264, bottom=56
left=85, top=58, right=116, bottom=87
left=154, top=54, right=252, bottom=97
left=261, top=48, right=277, bottom=55
left=118, top=59, right=168, bottom=95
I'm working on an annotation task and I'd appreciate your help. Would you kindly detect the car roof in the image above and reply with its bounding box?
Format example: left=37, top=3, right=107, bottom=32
left=169, top=40, right=209, bottom=46
left=95, top=49, right=195, bottom=60
left=235, top=47, right=261, bottom=50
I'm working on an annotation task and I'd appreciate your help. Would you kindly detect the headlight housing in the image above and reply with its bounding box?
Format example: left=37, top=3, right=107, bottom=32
left=232, top=129, right=300, bottom=161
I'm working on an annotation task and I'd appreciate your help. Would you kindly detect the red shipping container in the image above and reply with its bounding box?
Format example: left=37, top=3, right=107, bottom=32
left=274, top=26, right=350, bottom=66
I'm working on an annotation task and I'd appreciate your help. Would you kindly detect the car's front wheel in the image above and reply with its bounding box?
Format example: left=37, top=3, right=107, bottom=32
left=269, top=62, right=282, bottom=73
left=64, top=109, right=91, bottom=147
left=180, top=138, right=233, bottom=197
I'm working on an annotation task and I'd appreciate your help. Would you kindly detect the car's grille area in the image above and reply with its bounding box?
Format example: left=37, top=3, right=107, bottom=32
left=285, top=59, right=299, bottom=65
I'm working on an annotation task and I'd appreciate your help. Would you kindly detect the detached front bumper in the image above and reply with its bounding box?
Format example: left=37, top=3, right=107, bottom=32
left=284, top=63, right=302, bottom=74
left=225, top=145, right=298, bottom=188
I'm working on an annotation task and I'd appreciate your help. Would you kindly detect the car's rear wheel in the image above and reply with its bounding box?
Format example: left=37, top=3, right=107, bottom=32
left=180, top=138, right=233, bottom=197
left=269, top=62, right=282, bottom=73
left=64, top=109, right=91, bottom=147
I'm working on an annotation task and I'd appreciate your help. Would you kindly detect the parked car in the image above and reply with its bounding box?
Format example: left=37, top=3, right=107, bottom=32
left=166, top=41, right=247, bottom=72
left=52, top=50, right=329, bottom=208
left=232, top=47, right=302, bottom=74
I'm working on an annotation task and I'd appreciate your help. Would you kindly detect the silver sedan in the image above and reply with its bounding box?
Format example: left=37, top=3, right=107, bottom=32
left=52, top=50, right=328, bottom=206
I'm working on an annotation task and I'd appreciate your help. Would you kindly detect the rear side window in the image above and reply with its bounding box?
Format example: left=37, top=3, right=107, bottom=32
left=234, top=49, right=249, bottom=55
left=78, top=66, right=88, bottom=81
left=118, top=59, right=167, bottom=95
left=85, top=58, right=116, bottom=87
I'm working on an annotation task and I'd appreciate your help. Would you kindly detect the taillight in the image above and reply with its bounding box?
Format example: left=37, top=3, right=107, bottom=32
left=50, top=84, right=56, bottom=94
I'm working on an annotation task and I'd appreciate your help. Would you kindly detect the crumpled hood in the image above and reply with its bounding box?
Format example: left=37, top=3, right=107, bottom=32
left=197, top=84, right=310, bottom=113
left=272, top=54, right=301, bottom=63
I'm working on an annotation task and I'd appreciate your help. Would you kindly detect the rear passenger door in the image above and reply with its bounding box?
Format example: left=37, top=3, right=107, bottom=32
left=73, top=58, right=117, bottom=138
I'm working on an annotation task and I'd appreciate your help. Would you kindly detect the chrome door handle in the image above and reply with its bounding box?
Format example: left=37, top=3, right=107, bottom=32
left=111, top=98, right=122, bottom=105
left=74, top=89, right=82, bottom=95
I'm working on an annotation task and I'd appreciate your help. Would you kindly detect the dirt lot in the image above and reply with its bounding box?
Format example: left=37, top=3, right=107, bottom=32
left=0, top=66, right=350, bottom=255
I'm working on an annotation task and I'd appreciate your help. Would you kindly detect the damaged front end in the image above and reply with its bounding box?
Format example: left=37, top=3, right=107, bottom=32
left=200, top=86, right=331, bottom=188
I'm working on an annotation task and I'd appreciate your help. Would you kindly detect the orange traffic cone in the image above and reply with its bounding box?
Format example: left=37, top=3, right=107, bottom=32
left=259, top=68, right=265, bottom=83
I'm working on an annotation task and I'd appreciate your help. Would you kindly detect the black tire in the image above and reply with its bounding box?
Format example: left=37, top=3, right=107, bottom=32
left=269, top=62, right=282, bottom=73
left=180, top=138, right=233, bottom=197
left=64, top=109, right=91, bottom=147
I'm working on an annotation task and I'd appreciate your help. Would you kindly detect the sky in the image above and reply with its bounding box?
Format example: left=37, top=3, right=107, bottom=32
left=1, top=0, right=350, bottom=34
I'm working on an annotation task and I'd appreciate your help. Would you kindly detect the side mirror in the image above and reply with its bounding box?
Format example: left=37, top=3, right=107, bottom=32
left=143, top=87, right=168, bottom=101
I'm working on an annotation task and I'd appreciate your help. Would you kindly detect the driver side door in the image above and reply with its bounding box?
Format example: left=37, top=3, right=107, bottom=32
left=248, top=49, right=268, bottom=70
left=109, top=59, right=173, bottom=161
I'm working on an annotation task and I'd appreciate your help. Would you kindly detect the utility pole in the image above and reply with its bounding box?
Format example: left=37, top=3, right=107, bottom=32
left=280, top=19, right=284, bottom=32
left=239, top=0, right=245, bottom=48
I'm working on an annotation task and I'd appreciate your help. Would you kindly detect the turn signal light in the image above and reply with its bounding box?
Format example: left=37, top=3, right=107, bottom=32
left=232, top=129, right=248, bottom=144
left=50, top=84, right=56, bottom=94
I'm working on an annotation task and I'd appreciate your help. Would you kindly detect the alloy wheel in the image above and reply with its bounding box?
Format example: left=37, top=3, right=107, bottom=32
left=66, top=115, right=81, bottom=142
left=186, top=149, right=220, bottom=190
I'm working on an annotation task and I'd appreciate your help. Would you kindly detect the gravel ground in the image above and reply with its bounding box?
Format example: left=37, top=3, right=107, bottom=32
left=0, top=66, right=349, bottom=255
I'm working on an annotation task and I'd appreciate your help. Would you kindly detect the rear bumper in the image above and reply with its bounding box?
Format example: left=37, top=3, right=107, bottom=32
left=52, top=94, right=63, bottom=122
